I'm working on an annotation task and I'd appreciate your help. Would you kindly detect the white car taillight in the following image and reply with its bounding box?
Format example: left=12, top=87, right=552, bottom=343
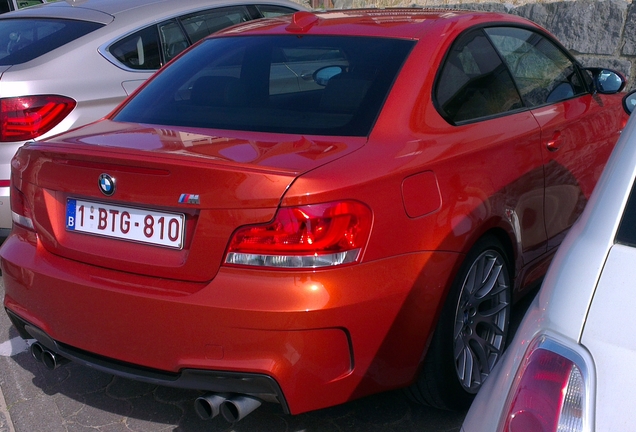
left=1, top=95, right=76, bottom=142
left=10, top=185, right=34, bottom=231
left=500, top=336, right=593, bottom=432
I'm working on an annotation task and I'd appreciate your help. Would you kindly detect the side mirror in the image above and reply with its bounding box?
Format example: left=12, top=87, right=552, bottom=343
left=623, top=90, right=636, bottom=115
left=313, top=66, right=345, bottom=87
left=584, top=68, right=626, bottom=94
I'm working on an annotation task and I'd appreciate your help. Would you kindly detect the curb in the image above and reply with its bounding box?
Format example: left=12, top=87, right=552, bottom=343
left=0, top=383, right=15, bottom=432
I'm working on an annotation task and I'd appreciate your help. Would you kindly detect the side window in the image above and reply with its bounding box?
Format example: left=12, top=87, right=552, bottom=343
left=109, top=26, right=161, bottom=70
left=255, top=5, right=298, bottom=17
left=17, top=0, right=44, bottom=9
left=616, top=182, right=636, bottom=247
left=0, top=0, right=12, bottom=13
left=158, top=20, right=188, bottom=62
left=485, top=27, right=586, bottom=107
left=0, top=19, right=103, bottom=64
left=179, top=7, right=250, bottom=44
left=435, top=29, right=522, bottom=124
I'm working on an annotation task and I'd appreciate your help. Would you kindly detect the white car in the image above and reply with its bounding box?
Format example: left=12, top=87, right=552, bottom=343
left=0, top=0, right=305, bottom=235
left=461, top=91, right=636, bottom=431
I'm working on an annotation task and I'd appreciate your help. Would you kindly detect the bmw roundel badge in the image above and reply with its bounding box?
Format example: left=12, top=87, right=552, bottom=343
left=98, top=173, right=116, bottom=196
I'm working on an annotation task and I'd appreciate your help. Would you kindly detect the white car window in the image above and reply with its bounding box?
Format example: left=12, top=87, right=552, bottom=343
left=17, top=0, right=45, bottom=9
left=0, top=18, right=103, bottom=64
left=159, top=20, right=188, bottom=62
left=109, top=25, right=161, bottom=70
left=179, top=7, right=250, bottom=44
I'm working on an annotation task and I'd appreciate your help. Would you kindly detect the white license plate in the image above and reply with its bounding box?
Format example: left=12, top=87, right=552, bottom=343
left=66, top=199, right=185, bottom=249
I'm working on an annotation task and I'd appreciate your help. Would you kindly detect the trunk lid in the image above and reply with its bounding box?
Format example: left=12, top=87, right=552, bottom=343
left=16, top=120, right=364, bottom=282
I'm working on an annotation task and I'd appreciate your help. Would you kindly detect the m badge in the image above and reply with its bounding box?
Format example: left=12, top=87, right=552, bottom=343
left=179, top=194, right=200, bottom=205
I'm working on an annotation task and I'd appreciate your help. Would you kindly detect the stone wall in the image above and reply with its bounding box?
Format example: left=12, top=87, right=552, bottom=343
left=330, top=0, right=636, bottom=89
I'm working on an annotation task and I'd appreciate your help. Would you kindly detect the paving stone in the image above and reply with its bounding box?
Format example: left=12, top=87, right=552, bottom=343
left=8, top=397, right=65, bottom=432
left=54, top=365, right=114, bottom=397
left=123, top=393, right=184, bottom=432
left=153, top=387, right=202, bottom=405
left=70, top=393, right=133, bottom=428
left=106, top=379, right=156, bottom=400
left=99, top=423, right=137, bottom=432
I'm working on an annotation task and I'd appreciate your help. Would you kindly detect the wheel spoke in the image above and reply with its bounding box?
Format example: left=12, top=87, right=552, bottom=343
left=454, top=333, right=466, bottom=360
left=478, top=301, right=510, bottom=318
left=454, top=317, right=464, bottom=340
left=475, top=261, right=502, bottom=298
left=464, top=264, right=478, bottom=295
left=479, top=256, right=496, bottom=285
left=461, top=346, right=474, bottom=388
left=468, top=337, right=490, bottom=375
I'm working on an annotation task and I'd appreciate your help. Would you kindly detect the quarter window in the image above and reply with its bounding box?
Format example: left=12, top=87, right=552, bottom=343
left=107, top=7, right=252, bottom=71
left=179, top=7, right=250, bottom=44
left=158, top=20, right=188, bottom=62
left=17, top=0, right=45, bottom=8
left=109, top=26, right=161, bottom=70
left=435, top=29, right=522, bottom=124
left=255, top=4, right=299, bottom=17
left=616, top=182, right=636, bottom=247
left=485, top=27, right=585, bottom=107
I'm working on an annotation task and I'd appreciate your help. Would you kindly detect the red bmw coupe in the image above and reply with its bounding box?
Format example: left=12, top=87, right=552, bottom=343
left=2, top=8, right=631, bottom=422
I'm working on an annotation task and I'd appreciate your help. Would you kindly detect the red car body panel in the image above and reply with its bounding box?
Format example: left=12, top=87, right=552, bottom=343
left=12, top=120, right=365, bottom=282
left=1, top=9, right=629, bottom=415
left=3, top=234, right=458, bottom=414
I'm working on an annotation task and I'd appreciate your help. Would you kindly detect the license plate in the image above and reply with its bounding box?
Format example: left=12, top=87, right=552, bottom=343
left=66, top=199, right=185, bottom=249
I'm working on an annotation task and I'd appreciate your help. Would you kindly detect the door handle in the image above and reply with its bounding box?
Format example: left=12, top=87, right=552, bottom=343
left=546, top=131, right=563, bottom=152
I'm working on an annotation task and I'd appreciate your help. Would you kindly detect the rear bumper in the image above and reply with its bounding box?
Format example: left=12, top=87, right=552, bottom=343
left=1, top=230, right=460, bottom=414
left=7, top=308, right=290, bottom=411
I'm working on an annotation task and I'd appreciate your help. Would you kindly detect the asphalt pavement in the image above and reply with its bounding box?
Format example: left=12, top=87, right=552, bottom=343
left=0, top=276, right=466, bottom=432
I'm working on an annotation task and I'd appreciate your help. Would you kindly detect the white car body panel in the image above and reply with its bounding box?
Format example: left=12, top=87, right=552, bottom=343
left=581, top=244, right=636, bottom=431
left=462, top=105, right=636, bottom=432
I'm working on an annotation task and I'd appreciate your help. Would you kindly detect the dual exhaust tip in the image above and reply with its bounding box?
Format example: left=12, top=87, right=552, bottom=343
left=30, top=342, right=262, bottom=422
left=30, top=341, right=69, bottom=370
left=194, top=392, right=262, bottom=423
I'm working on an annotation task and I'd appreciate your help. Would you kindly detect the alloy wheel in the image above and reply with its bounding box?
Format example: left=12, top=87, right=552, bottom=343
left=453, top=249, right=511, bottom=393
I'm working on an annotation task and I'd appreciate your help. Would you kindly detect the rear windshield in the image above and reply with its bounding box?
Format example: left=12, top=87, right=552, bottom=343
left=0, top=18, right=103, bottom=65
left=114, top=35, right=415, bottom=136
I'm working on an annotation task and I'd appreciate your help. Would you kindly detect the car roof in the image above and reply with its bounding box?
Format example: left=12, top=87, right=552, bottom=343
left=216, top=8, right=542, bottom=39
left=2, top=0, right=304, bottom=24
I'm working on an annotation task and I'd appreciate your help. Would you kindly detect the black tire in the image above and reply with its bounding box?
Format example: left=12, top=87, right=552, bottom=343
left=407, top=235, right=512, bottom=410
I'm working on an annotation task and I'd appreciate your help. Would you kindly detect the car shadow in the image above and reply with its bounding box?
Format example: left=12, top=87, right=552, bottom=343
left=3, top=346, right=464, bottom=432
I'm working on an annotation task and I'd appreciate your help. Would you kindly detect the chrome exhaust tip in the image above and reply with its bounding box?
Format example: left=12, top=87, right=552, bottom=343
left=194, top=393, right=229, bottom=420
left=220, top=395, right=261, bottom=422
left=30, top=342, right=69, bottom=370
left=30, top=341, right=45, bottom=363
left=40, top=349, right=69, bottom=370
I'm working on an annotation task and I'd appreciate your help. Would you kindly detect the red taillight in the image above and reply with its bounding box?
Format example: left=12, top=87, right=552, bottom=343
left=502, top=348, right=585, bottom=432
left=1, top=95, right=76, bottom=142
left=10, top=185, right=34, bottom=230
left=225, top=200, right=372, bottom=269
